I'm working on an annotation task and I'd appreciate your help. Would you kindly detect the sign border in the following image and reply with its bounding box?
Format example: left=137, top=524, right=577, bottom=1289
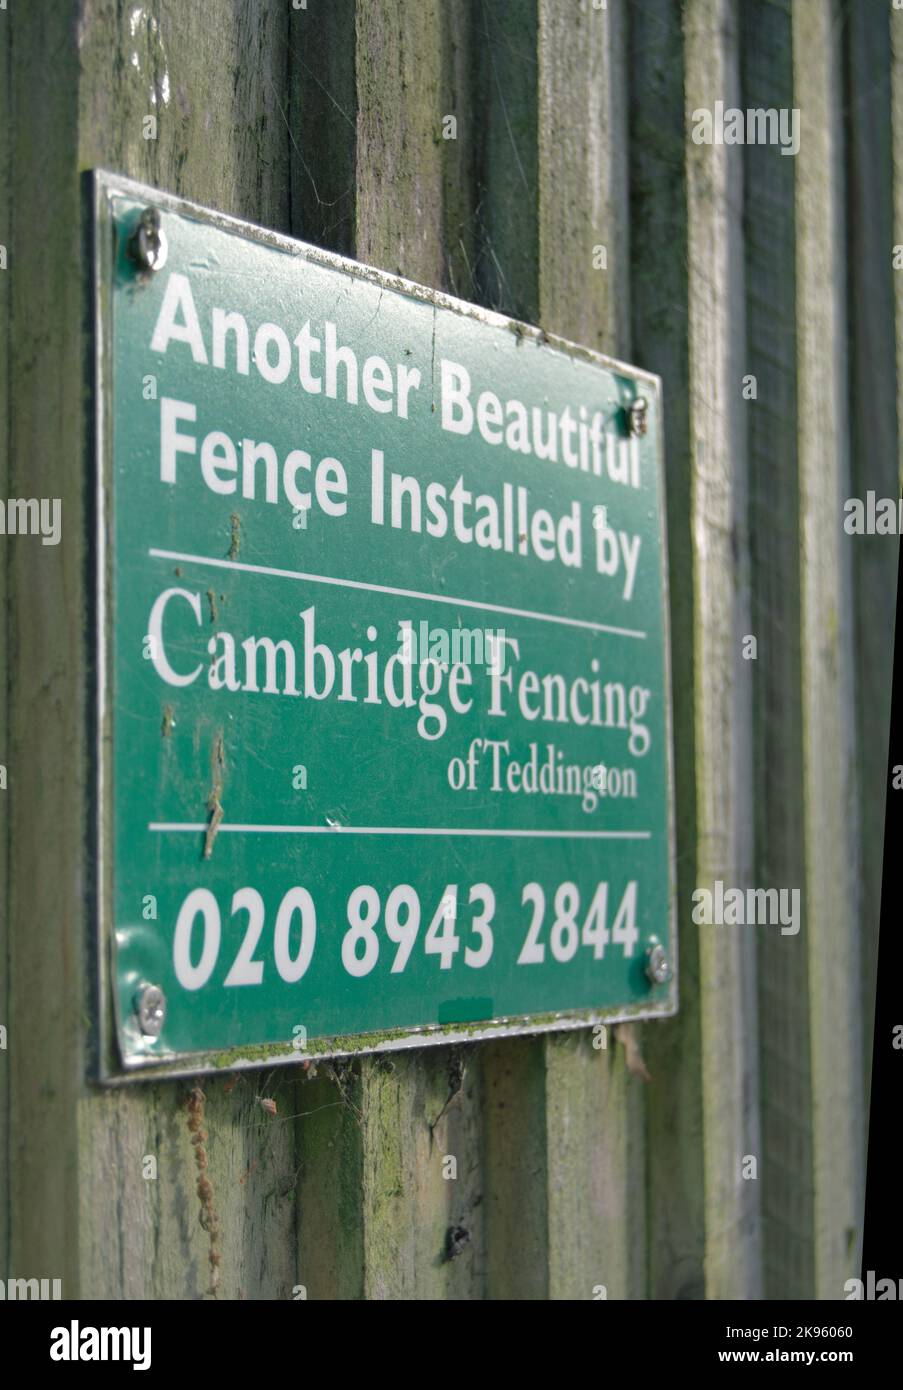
left=91, top=167, right=678, bottom=1084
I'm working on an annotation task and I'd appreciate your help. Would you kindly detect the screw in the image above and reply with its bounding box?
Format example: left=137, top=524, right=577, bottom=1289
left=645, top=943, right=671, bottom=985
left=135, top=984, right=166, bottom=1037
left=628, top=395, right=648, bottom=437
left=127, top=208, right=168, bottom=272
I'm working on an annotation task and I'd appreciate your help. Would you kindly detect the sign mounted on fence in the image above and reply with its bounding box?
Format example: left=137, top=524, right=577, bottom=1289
left=93, top=169, right=676, bottom=1079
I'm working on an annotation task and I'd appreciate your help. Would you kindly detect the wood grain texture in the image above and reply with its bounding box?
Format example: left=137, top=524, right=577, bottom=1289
left=629, top=0, right=706, bottom=1303
left=545, top=1032, right=645, bottom=1301
left=354, top=0, right=446, bottom=287
left=358, top=1048, right=486, bottom=1299
left=537, top=0, right=645, bottom=1303
left=843, top=0, right=898, bottom=1113
left=441, top=0, right=480, bottom=301
left=8, top=0, right=89, bottom=1296
left=741, top=0, right=813, bottom=1302
left=684, top=0, right=761, bottom=1300
left=296, top=1065, right=365, bottom=1300
left=473, top=0, right=540, bottom=320
left=482, top=1037, right=549, bottom=1299
left=290, top=0, right=357, bottom=255
left=793, top=0, right=865, bottom=1300
left=538, top=0, right=630, bottom=352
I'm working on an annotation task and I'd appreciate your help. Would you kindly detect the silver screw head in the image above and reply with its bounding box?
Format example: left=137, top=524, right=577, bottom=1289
left=629, top=396, right=649, bottom=437
left=135, top=985, right=166, bottom=1037
left=128, top=208, right=168, bottom=272
left=645, top=943, right=671, bottom=985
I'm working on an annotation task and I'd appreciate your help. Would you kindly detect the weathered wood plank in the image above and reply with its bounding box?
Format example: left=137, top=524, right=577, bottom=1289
left=741, top=0, right=813, bottom=1302
left=469, top=0, right=648, bottom=1301
left=844, top=0, right=898, bottom=1112
left=473, top=0, right=539, bottom=320
left=538, top=0, right=630, bottom=352
left=287, top=1, right=370, bottom=1305
left=8, top=0, right=91, bottom=1296
left=298, top=1043, right=488, bottom=1303
left=295, top=1064, right=364, bottom=1301
left=440, top=0, right=479, bottom=301
left=358, top=1047, right=486, bottom=1300
left=482, top=1037, right=548, bottom=1300
left=634, top=0, right=762, bottom=1301
left=683, top=0, right=761, bottom=1299
left=290, top=0, right=357, bottom=254
left=354, top=0, right=446, bottom=287
left=545, top=1031, right=646, bottom=1301
left=629, top=0, right=706, bottom=1303
left=537, top=0, right=646, bottom=1303
left=793, top=0, right=865, bottom=1299
left=78, top=1074, right=302, bottom=1300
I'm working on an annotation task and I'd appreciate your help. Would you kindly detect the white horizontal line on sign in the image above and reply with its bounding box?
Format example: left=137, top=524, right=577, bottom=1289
left=149, top=823, right=652, bottom=840
left=148, top=548, right=647, bottom=640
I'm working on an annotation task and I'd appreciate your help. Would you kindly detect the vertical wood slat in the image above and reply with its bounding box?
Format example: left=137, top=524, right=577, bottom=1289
left=290, top=0, right=357, bottom=257
left=473, top=0, right=539, bottom=321
left=741, top=0, right=812, bottom=1303
left=793, top=0, right=865, bottom=1299
left=537, top=0, right=646, bottom=1303
left=537, top=0, right=630, bottom=353
left=683, top=0, right=761, bottom=1299
left=357, top=1050, right=487, bottom=1300
left=629, top=0, right=706, bottom=1303
left=8, top=0, right=90, bottom=1297
left=353, top=0, right=446, bottom=288
left=477, top=0, right=646, bottom=1301
left=441, top=0, right=479, bottom=302
left=482, top=1038, right=548, bottom=1299
left=634, top=0, right=762, bottom=1299
left=295, top=1067, right=365, bottom=1301
left=464, top=72, right=538, bottom=1315
left=844, top=0, right=899, bottom=1112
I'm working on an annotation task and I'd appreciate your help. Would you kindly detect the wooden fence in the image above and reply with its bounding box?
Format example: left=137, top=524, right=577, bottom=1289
left=1, top=0, right=899, bottom=1299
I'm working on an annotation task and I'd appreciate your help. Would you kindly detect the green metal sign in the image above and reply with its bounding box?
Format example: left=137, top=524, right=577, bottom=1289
left=93, top=170, right=676, bottom=1079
